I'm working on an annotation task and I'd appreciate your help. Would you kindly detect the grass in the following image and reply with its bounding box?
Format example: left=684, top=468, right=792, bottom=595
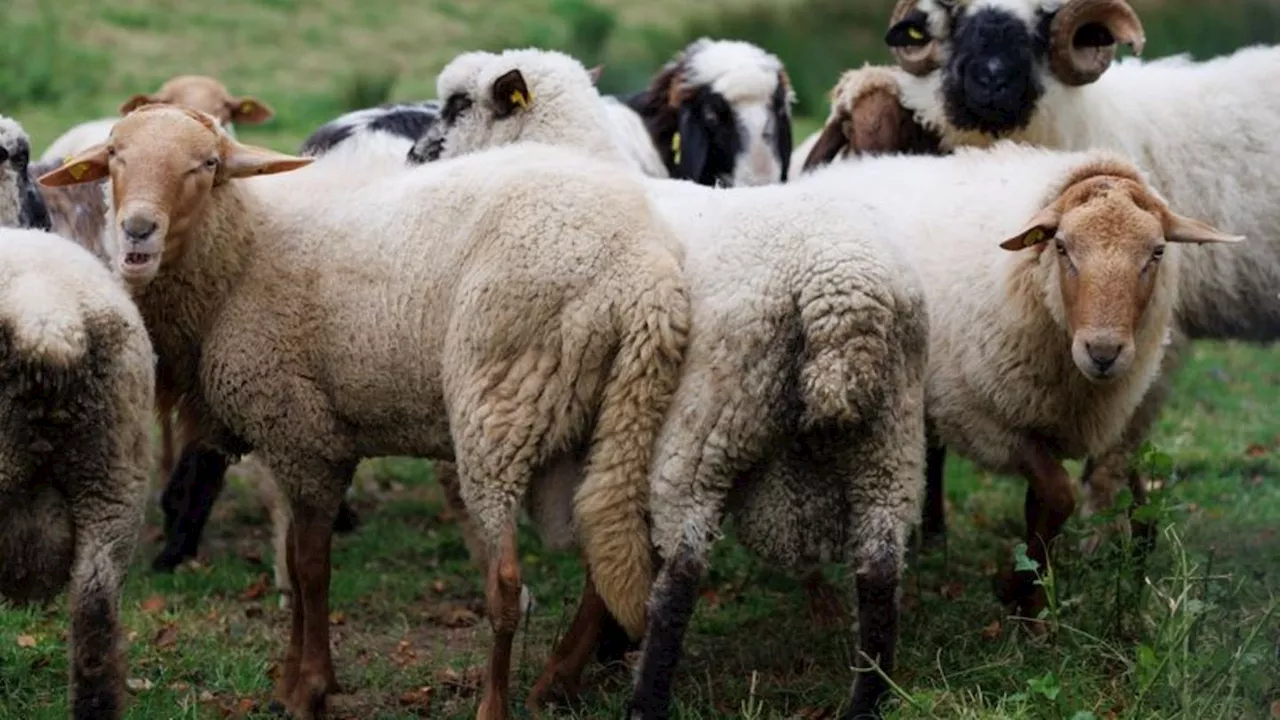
left=1, top=0, right=1278, bottom=717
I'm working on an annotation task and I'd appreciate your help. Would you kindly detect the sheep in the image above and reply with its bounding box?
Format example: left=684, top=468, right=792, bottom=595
left=39, top=74, right=274, bottom=163
left=298, top=100, right=442, bottom=160
left=422, top=48, right=930, bottom=718
left=600, top=38, right=796, bottom=186
left=788, top=64, right=945, bottom=179
left=38, top=103, right=691, bottom=720
left=0, top=226, right=155, bottom=720
left=0, top=117, right=51, bottom=231
left=879, top=0, right=1280, bottom=544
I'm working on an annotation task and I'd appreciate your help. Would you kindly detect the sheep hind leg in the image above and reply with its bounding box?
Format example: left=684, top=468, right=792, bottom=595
left=527, top=570, right=608, bottom=709
left=288, top=505, right=342, bottom=717
left=843, top=524, right=904, bottom=720
left=271, top=520, right=304, bottom=708
left=477, top=522, right=522, bottom=720
left=152, top=444, right=230, bottom=572
left=627, top=543, right=705, bottom=720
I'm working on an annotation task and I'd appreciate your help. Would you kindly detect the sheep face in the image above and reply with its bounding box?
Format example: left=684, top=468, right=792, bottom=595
left=629, top=39, right=794, bottom=186
left=885, top=0, right=1145, bottom=136
left=1000, top=168, right=1241, bottom=382
left=35, top=105, right=311, bottom=286
left=0, top=117, right=50, bottom=231
left=119, top=75, right=275, bottom=129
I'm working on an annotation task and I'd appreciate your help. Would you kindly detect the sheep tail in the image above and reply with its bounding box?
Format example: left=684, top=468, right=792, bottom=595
left=1, top=273, right=88, bottom=369
left=574, top=270, right=691, bottom=640
left=796, top=266, right=911, bottom=431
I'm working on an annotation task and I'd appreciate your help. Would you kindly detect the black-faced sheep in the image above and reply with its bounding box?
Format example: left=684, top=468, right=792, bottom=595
left=0, top=227, right=155, bottom=720
left=0, top=117, right=52, bottom=232
left=298, top=101, right=442, bottom=159
left=38, top=104, right=690, bottom=720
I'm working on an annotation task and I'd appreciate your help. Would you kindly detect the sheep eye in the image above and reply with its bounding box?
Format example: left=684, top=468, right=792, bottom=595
left=204, top=157, right=219, bottom=170
left=1054, top=238, right=1068, bottom=256
left=1151, top=246, right=1165, bottom=261
left=0, top=148, right=8, bottom=164
left=443, top=93, right=473, bottom=123
left=107, top=146, right=117, bottom=158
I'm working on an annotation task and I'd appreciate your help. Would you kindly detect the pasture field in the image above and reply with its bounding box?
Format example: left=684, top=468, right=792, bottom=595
left=0, top=0, right=1278, bottom=717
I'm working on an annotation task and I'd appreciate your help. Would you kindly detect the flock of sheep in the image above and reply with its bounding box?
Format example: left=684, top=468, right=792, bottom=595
left=0, top=0, right=1274, bottom=718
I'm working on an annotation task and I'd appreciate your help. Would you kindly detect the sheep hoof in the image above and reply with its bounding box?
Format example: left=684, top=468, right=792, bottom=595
left=150, top=549, right=187, bottom=573
left=265, top=699, right=289, bottom=717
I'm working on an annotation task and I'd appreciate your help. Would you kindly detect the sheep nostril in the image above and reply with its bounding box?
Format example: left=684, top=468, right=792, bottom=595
left=122, top=216, right=157, bottom=242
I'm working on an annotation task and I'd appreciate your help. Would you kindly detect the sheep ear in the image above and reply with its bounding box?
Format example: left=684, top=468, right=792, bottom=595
left=885, top=10, right=932, bottom=48
left=119, top=93, right=158, bottom=116
left=1164, top=211, right=1245, bottom=244
left=228, top=96, right=275, bottom=125
left=220, top=139, right=313, bottom=179
left=801, top=115, right=851, bottom=173
left=1000, top=205, right=1061, bottom=251
left=673, top=104, right=710, bottom=181
left=36, top=144, right=110, bottom=187
left=492, top=69, right=532, bottom=118
left=586, top=65, right=604, bottom=85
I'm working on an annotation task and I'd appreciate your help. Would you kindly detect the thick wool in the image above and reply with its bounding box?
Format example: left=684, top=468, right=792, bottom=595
left=74, top=107, right=689, bottom=642
left=429, top=48, right=929, bottom=716
left=0, top=227, right=155, bottom=720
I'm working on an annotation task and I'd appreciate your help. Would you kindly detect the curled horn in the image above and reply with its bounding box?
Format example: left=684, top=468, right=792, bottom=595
left=888, top=0, right=943, bottom=76
left=1048, top=0, right=1146, bottom=86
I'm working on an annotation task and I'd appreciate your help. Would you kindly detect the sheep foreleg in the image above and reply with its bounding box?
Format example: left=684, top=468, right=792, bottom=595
left=477, top=521, right=522, bottom=720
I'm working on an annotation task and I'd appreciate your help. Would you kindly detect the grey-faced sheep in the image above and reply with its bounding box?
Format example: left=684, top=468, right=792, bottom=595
left=0, top=116, right=52, bottom=231
left=422, top=48, right=930, bottom=719
left=38, top=103, right=690, bottom=720
left=876, top=0, right=1280, bottom=545
left=0, top=226, right=155, bottom=720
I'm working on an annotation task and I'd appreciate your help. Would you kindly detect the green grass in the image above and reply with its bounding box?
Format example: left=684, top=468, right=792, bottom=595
left=1, top=0, right=1278, bottom=717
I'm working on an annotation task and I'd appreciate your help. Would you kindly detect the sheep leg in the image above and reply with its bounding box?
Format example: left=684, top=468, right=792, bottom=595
left=284, top=505, right=341, bottom=718
left=920, top=440, right=947, bottom=543
left=527, top=571, right=607, bottom=708
left=844, top=521, right=903, bottom=720
left=436, top=460, right=490, bottom=570
left=1001, top=442, right=1075, bottom=630
left=273, top=519, right=304, bottom=707
left=159, top=411, right=176, bottom=480
left=627, top=542, right=704, bottom=720
left=477, top=522, right=522, bottom=720
left=803, top=569, right=851, bottom=628
left=152, top=444, right=229, bottom=572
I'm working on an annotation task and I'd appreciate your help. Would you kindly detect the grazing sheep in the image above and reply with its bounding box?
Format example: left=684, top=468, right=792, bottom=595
left=423, top=48, right=930, bottom=718
left=880, top=0, right=1280, bottom=542
left=789, top=64, right=945, bottom=178
left=0, top=117, right=52, bottom=231
left=39, top=75, right=274, bottom=163
left=0, top=227, right=155, bottom=720
left=298, top=100, right=442, bottom=160
left=608, top=38, right=795, bottom=186
left=38, top=104, right=690, bottom=720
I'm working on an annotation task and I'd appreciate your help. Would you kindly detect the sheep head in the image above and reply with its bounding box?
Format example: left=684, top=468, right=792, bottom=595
left=0, top=116, right=50, bottom=231
left=885, top=0, right=1145, bottom=136
left=36, top=105, right=310, bottom=286
left=800, top=65, right=945, bottom=174
left=1000, top=161, right=1241, bottom=382
left=119, top=75, right=275, bottom=128
left=628, top=38, right=794, bottom=186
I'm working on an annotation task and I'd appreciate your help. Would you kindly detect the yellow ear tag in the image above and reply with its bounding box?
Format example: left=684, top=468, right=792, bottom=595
left=240, top=101, right=254, bottom=114
left=907, top=26, right=926, bottom=40
left=510, top=90, right=530, bottom=110
left=67, top=163, right=89, bottom=180
left=671, top=132, right=682, bottom=165
left=1024, top=228, right=1046, bottom=247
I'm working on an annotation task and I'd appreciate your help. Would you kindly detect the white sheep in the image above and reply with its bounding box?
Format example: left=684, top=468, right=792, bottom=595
left=424, top=48, right=930, bottom=718
left=298, top=100, right=442, bottom=161
left=38, top=103, right=690, bottom=720
left=39, top=75, right=274, bottom=163
left=879, top=0, right=1280, bottom=541
left=0, top=226, right=155, bottom=720
left=422, top=48, right=1243, bottom=715
left=0, top=116, right=52, bottom=231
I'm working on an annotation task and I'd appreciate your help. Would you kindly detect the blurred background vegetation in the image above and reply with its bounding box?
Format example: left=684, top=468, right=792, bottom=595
left=4, top=0, right=1279, bottom=151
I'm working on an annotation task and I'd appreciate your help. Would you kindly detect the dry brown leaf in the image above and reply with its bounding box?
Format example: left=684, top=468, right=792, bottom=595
left=140, top=595, right=166, bottom=614
left=431, top=580, right=447, bottom=594
left=153, top=623, right=179, bottom=649
left=329, top=611, right=346, bottom=626
left=125, top=677, right=154, bottom=693
left=399, top=685, right=434, bottom=713
left=939, top=581, right=965, bottom=600
left=234, top=697, right=257, bottom=715
left=436, top=665, right=484, bottom=691
left=436, top=605, right=480, bottom=628
left=1246, top=443, right=1268, bottom=458
left=240, top=574, right=269, bottom=601
left=16, top=634, right=36, bottom=648
left=981, top=620, right=1002, bottom=640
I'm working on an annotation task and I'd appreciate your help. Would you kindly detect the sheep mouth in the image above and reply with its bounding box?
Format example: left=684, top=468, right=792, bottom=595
left=124, top=252, right=156, bottom=267
left=119, top=252, right=161, bottom=280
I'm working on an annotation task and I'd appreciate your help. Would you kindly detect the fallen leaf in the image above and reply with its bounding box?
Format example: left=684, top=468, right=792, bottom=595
left=329, top=611, right=346, bottom=626
left=16, top=634, right=36, bottom=648
left=235, top=697, right=257, bottom=715
left=1252, top=474, right=1265, bottom=488
left=240, top=574, right=269, bottom=601
left=125, top=677, right=154, bottom=693
left=1246, top=443, right=1268, bottom=458
left=153, top=623, right=179, bottom=649
left=199, top=689, right=215, bottom=702
left=981, top=620, right=1002, bottom=640
left=698, top=587, right=721, bottom=609
left=431, top=580, right=447, bottom=594
left=436, top=605, right=480, bottom=628
left=436, top=665, right=484, bottom=692
left=939, top=581, right=965, bottom=600
left=140, top=595, right=166, bottom=614
left=169, top=681, right=191, bottom=692
left=399, top=685, right=434, bottom=714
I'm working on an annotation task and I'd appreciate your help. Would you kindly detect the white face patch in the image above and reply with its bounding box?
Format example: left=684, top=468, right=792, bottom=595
left=730, top=102, right=783, bottom=187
